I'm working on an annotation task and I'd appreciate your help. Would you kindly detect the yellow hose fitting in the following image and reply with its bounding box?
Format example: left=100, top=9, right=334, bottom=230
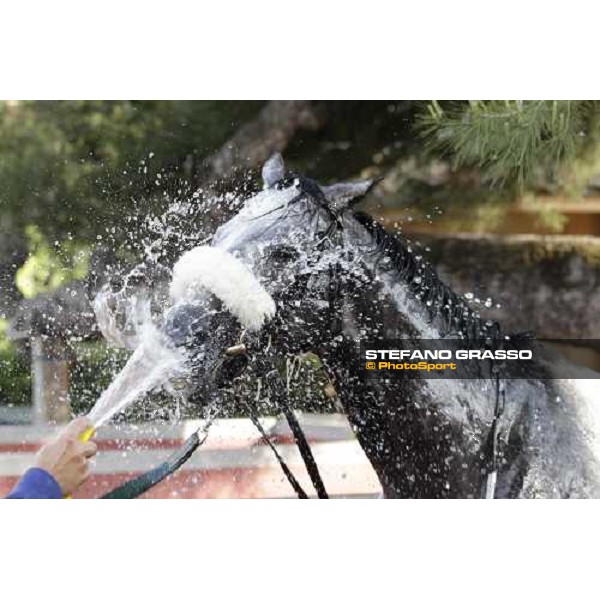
left=64, top=426, right=96, bottom=498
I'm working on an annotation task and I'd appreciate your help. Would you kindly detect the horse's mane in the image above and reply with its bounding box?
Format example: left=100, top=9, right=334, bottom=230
left=352, top=211, right=502, bottom=340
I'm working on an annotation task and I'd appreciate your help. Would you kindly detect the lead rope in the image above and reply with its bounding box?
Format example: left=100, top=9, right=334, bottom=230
left=102, top=403, right=220, bottom=499
left=232, top=338, right=328, bottom=498
left=265, top=369, right=329, bottom=499
left=246, top=383, right=309, bottom=499
left=485, top=372, right=505, bottom=499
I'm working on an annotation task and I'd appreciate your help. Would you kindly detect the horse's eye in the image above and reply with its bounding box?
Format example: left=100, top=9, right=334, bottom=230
left=268, top=246, right=300, bottom=264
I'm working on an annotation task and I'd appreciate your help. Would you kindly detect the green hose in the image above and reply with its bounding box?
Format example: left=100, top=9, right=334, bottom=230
left=101, top=431, right=202, bottom=499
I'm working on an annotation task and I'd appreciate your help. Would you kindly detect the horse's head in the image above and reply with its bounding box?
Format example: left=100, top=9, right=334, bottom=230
left=158, top=154, right=380, bottom=398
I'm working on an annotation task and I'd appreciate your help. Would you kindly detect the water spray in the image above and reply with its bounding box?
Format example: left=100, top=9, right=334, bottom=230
left=70, top=244, right=276, bottom=498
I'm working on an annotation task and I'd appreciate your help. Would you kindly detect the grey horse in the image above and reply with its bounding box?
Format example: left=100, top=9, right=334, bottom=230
left=98, top=154, right=600, bottom=498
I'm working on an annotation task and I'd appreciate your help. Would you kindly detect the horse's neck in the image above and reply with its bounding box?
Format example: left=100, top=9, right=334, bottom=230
left=325, top=262, right=517, bottom=497
left=335, top=279, right=587, bottom=497
left=319, top=302, right=463, bottom=496
left=330, top=217, right=600, bottom=497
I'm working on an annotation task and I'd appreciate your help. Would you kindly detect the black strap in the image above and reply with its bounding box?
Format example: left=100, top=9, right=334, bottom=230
left=266, top=371, right=329, bottom=499
left=482, top=371, right=506, bottom=498
left=490, top=372, right=506, bottom=472
left=247, top=406, right=309, bottom=499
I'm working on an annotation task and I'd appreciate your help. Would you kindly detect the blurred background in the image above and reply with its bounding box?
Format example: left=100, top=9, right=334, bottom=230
left=2, top=100, right=600, bottom=426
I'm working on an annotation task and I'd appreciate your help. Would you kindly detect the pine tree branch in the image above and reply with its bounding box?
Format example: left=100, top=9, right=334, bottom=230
left=419, top=100, right=592, bottom=189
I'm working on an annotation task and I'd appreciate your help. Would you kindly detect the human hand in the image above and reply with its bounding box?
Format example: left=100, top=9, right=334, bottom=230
left=34, top=417, right=98, bottom=496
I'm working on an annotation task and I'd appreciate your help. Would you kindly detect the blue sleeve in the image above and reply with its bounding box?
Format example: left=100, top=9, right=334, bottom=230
left=5, top=467, right=63, bottom=499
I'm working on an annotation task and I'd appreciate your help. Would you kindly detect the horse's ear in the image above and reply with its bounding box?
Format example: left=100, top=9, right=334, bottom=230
left=262, top=153, right=285, bottom=189
left=321, top=178, right=381, bottom=212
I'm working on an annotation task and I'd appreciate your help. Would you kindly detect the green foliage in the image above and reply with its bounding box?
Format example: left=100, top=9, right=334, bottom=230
left=519, top=193, right=570, bottom=233
left=420, top=100, right=600, bottom=189
left=0, top=101, right=264, bottom=243
left=534, top=208, right=570, bottom=233
left=0, top=319, right=31, bottom=406
left=15, top=225, right=90, bottom=298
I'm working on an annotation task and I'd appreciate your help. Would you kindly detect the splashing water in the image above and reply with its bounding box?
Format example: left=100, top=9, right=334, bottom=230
left=93, top=289, right=153, bottom=351
left=86, top=194, right=238, bottom=428
left=85, top=193, right=217, bottom=426
left=87, top=324, right=187, bottom=428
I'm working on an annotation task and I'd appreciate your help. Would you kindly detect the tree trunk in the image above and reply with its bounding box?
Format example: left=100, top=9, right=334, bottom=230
left=203, top=100, right=324, bottom=185
left=31, top=336, right=72, bottom=424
